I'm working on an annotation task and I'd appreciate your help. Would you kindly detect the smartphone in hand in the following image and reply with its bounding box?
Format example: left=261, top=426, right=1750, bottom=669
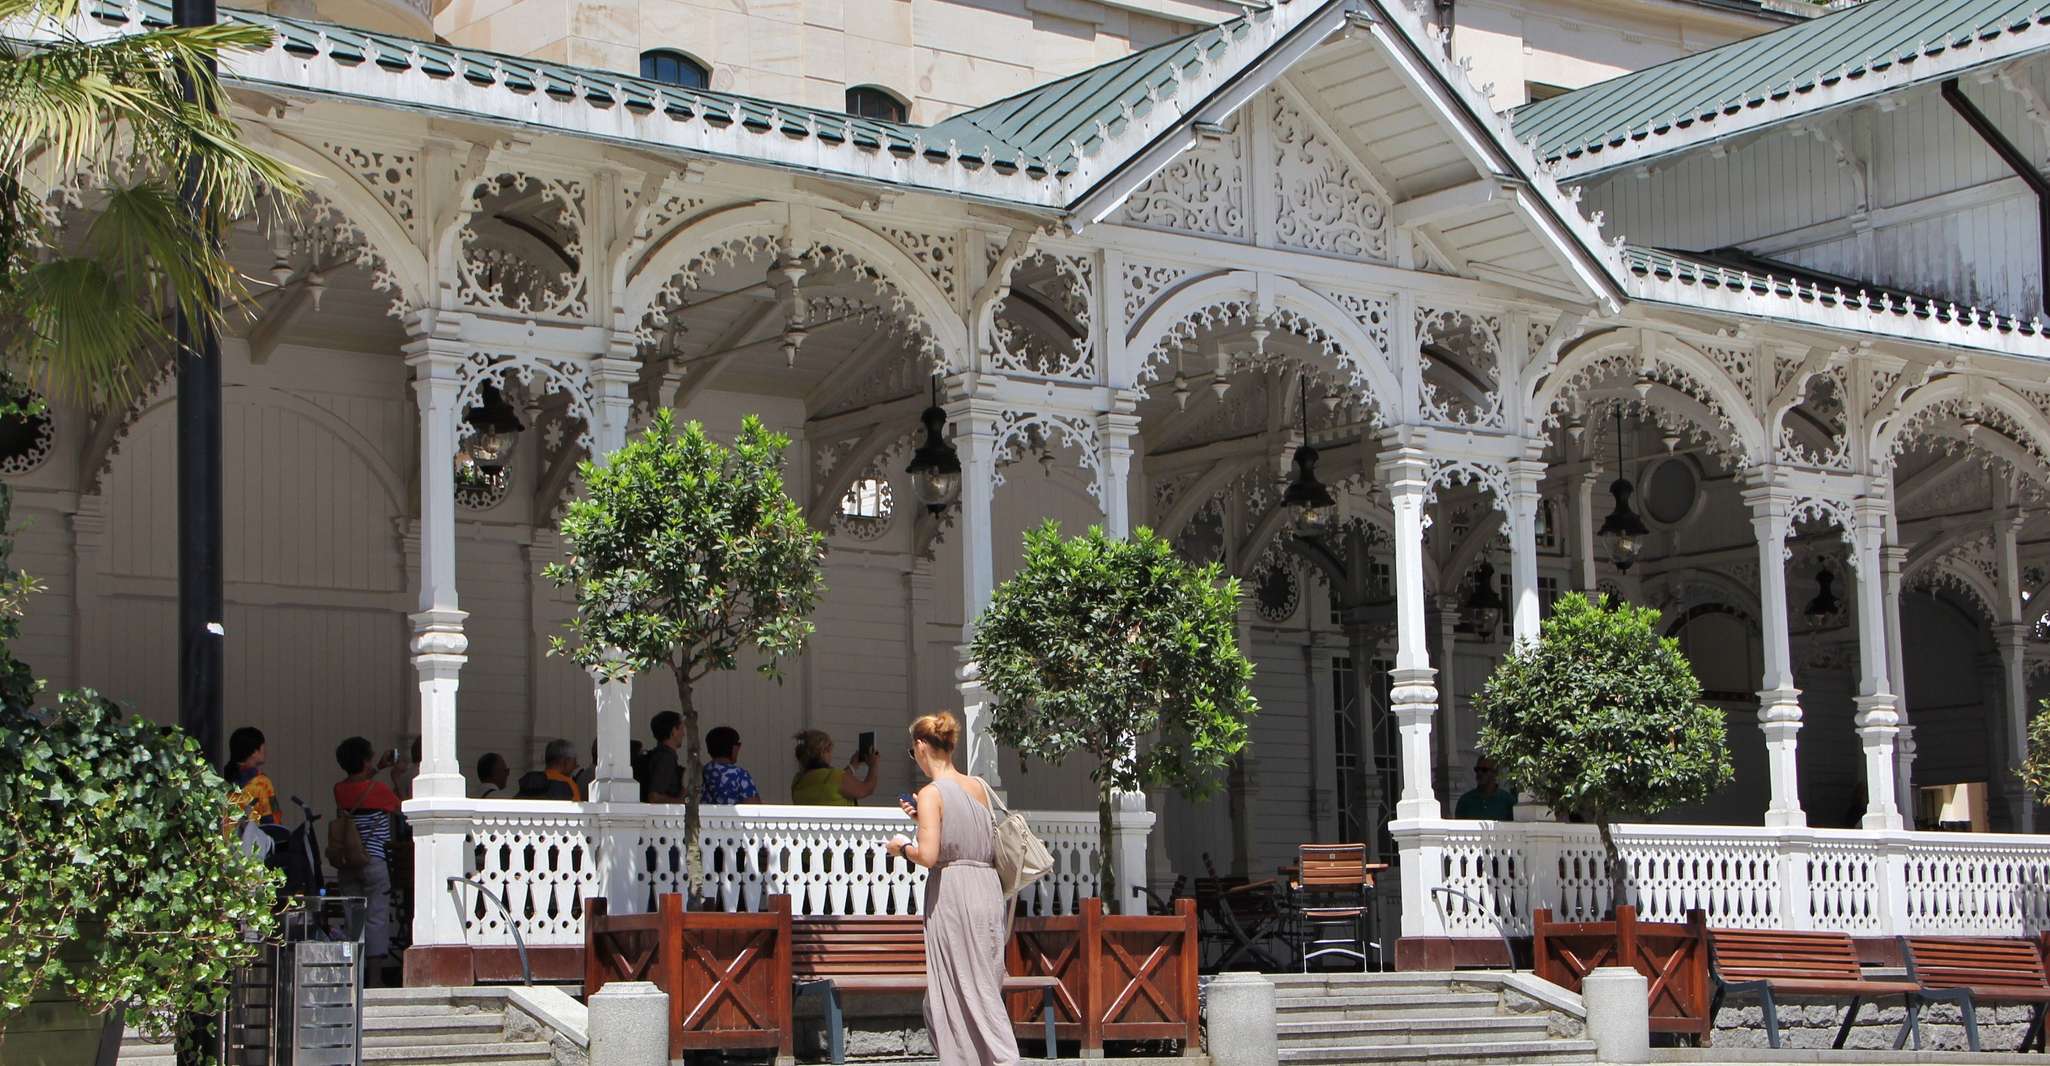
left=898, top=791, right=918, bottom=814
left=856, top=730, right=876, bottom=762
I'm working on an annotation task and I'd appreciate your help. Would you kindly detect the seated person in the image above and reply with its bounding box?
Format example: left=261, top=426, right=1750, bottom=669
left=515, top=739, right=583, bottom=801
left=790, top=729, right=880, bottom=806
left=475, top=752, right=509, bottom=798
left=1454, top=758, right=1515, bottom=821
left=701, top=725, right=763, bottom=804
left=639, top=711, right=686, bottom=803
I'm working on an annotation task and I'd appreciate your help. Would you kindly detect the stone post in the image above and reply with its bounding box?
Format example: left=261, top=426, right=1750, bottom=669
left=1205, top=972, right=1278, bottom=1066
left=1582, top=967, right=1651, bottom=1064
left=588, top=981, right=670, bottom=1066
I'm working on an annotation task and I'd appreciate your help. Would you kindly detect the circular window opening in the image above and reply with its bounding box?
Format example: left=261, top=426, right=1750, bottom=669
left=1643, top=457, right=1698, bottom=527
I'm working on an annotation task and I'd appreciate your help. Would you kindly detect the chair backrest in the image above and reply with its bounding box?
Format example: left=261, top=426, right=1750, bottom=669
left=791, top=915, right=928, bottom=979
left=1708, top=928, right=1863, bottom=984
left=1905, top=936, right=2050, bottom=992
left=1298, top=844, right=1371, bottom=889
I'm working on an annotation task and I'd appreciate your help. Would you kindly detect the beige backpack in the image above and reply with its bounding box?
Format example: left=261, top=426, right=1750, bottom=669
left=974, top=776, right=1054, bottom=899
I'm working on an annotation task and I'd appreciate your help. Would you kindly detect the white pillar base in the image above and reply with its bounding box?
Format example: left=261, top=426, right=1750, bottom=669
left=1759, top=692, right=1806, bottom=829
left=1856, top=697, right=1905, bottom=832
left=410, top=608, right=468, bottom=801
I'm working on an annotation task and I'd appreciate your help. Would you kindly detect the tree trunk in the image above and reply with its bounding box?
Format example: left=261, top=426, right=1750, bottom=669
left=1098, top=778, right=1116, bottom=910
left=677, top=669, right=702, bottom=909
left=1596, top=817, right=1627, bottom=919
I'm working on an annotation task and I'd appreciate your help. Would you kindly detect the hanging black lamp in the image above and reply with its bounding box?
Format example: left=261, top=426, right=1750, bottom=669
left=459, top=381, right=525, bottom=475
left=905, top=375, right=962, bottom=513
left=1804, top=565, right=1841, bottom=624
left=1464, top=558, right=1506, bottom=636
left=1597, top=408, right=1650, bottom=573
left=1283, top=378, right=1335, bottom=538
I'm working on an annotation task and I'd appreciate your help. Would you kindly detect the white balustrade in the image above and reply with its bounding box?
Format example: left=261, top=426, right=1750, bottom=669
left=428, top=799, right=1104, bottom=948
left=1398, top=819, right=2050, bottom=941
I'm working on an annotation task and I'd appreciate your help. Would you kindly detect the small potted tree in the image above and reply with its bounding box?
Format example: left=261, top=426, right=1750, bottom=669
left=548, top=411, right=819, bottom=1056
left=973, top=521, right=1257, bottom=905
left=972, top=522, right=1253, bottom=1053
left=1475, top=591, right=1730, bottom=1038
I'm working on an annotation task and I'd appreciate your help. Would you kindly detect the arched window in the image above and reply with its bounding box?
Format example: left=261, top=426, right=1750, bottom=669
left=845, top=85, right=908, bottom=123
left=640, top=49, right=709, bottom=89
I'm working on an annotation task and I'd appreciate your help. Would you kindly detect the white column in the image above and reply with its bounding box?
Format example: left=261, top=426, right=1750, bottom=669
left=586, top=352, right=640, bottom=804
left=1742, top=484, right=1805, bottom=828
left=1995, top=512, right=2034, bottom=833
left=1572, top=469, right=1600, bottom=595
left=1097, top=407, right=1148, bottom=911
left=952, top=398, right=1003, bottom=786
left=1883, top=541, right=1916, bottom=819
left=402, top=323, right=468, bottom=802
left=1381, top=447, right=1440, bottom=822
left=1507, top=457, right=1544, bottom=647
left=1434, top=597, right=1459, bottom=802
left=1850, top=497, right=1904, bottom=831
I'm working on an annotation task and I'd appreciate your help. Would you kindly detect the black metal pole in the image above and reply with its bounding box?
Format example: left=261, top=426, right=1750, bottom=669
left=171, top=0, right=224, bottom=1058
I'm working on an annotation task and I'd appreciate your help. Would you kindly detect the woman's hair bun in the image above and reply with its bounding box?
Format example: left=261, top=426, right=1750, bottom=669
left=910, top=711, right=959, bottom=753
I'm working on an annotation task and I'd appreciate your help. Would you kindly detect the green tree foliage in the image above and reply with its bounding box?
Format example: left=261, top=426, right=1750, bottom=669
left=2018, top=699, right=2050, bottom=806
left=1473, top=592, right=1732, bottom=911
left=1, top=693, right=280, bottom=1052
left=972, top=522, right=1257, bottom=906
left=3, top=0, right=299, bottom=403
left=546, top=411, right=824, bottom=894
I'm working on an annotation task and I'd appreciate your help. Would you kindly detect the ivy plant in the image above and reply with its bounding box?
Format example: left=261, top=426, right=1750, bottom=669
left=546, top=410, right=825, bottom=894
left=1473, top=591, right=1732, bottom=913
left=0, top=690, right=279, bottom=1053
left=972, top=521, right=1257, bottom=908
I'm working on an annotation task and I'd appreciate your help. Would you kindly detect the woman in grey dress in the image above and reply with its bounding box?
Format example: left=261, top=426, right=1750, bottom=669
left=885, top=711, right=1020, bottom=1066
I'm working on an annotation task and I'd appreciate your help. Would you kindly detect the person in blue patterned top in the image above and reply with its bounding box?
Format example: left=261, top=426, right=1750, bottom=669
left=701, top=725, right=764, bottom=804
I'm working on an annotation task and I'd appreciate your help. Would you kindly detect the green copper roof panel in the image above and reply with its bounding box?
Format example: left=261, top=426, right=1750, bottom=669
left=1512, top=0, right=2050, bottom=164
left=925, top=17, right=1247, bottom=171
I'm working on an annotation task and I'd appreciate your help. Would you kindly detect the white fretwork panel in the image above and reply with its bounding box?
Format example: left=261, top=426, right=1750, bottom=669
left=1904, top=841, right=2050, bottom=935
left=1114, top=117, right=1248, bottom=241
left=462, top=812, right=600, bottom=946
left=1268, top=91, right=1391, bottom=263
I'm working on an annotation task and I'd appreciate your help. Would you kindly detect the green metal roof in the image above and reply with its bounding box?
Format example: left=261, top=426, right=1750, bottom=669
left=924, top=17, right=1252, bottom=173
left=1511, top=0, right=2050, bottom=167
left=87, top=0, right=1070, bottom=176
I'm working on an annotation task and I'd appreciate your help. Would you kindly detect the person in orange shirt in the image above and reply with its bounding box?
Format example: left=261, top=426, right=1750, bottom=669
left=515, top=738, right=583, bottom=801
left=224, top=726, right=280, bottom=826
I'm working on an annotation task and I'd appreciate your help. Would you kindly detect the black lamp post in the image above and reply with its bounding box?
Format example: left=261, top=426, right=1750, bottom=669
left=1283, top=378, right=1335, bottom=538
left=1597, top=409, right=1650, bottom=573
left=905, top=375, right=962, bottom=513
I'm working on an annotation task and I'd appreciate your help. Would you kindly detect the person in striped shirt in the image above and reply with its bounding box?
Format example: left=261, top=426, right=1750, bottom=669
left=334, top=736, right=402, bottom=974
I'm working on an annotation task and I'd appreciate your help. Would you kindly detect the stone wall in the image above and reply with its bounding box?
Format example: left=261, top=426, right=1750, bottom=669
left=1713, top=999, right=2036, bottom=1052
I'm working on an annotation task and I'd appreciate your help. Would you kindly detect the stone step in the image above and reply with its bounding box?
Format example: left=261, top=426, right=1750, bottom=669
left=1278, top=1037, right=1599, bottom=1065
left=362, top=1012, right=506, bottom=1046
left=1278, top=1013, right=1555, bottom=1047
left=361, top=1040, right=553, bottom=1065
left=1275, top=991, right=1504, bottom=1015
left=364, top=1002, right=495, bottom=1018
left=1271, top=978, right=1476, bottom=997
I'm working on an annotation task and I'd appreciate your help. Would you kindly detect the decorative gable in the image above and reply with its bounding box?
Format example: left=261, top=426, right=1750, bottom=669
left=1269, top=91, right=1389, bottom=263
left=1115, top=116, right=1249, bottom=241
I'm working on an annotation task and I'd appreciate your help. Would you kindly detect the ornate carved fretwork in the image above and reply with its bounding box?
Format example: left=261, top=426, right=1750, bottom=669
left=1416, top=308, right=1504, bottom=429
left=1270, top=94, right=1390, bottom=262
left=875, top=225, right=960, bottom=304
left=458, top=172, right=589, bottom=320
left=1426, top=457, right=1510, bottom=512
left=457, top=352, right=595, bottom=457
left=992, top=409, right=1103, bottom=499
left=1121, top=261, right=1194, bottom=330
left=991, top=251, right=1096, bottom=381
left=323, top=141, right=417, bottom=227
left=1118, top=118, right=1247, bottom=240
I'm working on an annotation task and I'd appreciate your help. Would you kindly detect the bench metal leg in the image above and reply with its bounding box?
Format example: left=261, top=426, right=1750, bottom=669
left=825, top=985, right=846, bottom=1065
left=1895, top=996, right=1918, bottom=1051
left=1833, top=996, right=1862, bottom=1050
left=1041, top=986, right=1058, bottom=1057
left=1761, top=988, right=1781, bottom=1049
left=2022, top=1002, right=2046, bottom=1053
left=1958, top=993, right=1982, bottom=1053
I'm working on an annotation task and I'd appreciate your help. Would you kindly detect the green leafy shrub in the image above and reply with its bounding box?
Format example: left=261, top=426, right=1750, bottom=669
left=972, top=521, right=1257, bottom=906
left=1, top=690, right=279, bottom=1049
left=1473, top=591, right=1732, bottom=911
left=2018, top=699, right=2050, bottom=805
left=546, top=410, right=825, bottom=892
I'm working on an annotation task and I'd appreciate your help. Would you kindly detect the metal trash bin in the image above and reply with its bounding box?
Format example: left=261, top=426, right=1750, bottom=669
left=220, top=897, right=367, bottom=1066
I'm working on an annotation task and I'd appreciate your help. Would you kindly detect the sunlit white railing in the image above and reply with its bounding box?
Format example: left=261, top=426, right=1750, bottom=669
left=412, top=799, right=1129, bottom=948
left=1398, top=818, right=2050, bottom=941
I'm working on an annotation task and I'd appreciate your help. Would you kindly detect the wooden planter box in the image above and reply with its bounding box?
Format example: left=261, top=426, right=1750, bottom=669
left=1007, top=897, right=1200, bottom=1055
left=585, top=893, right=794, bottom=1061
left=1532, top=904, right=1711, bottom=1041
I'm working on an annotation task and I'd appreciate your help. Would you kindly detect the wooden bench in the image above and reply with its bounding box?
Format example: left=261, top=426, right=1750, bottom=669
left=1708, top=928, right=1939, bottom=1049
left=791, top=915, right=1060, bottom=1064
left=1902, top=936, right=2050, bottom=1052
